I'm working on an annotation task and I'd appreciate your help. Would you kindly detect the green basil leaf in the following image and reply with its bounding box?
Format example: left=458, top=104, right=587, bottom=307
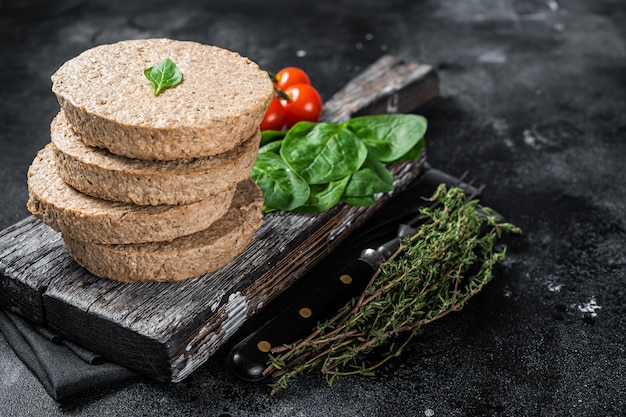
left=293, top=177, right=350, bottom=213
left=260, top=130, right=287, bottom=147
left=280, top=122, right=368, bottom=185
left=344, top=114, right=427, bottom=163
left=343, top=157, right=394, bottom=197
left=144, top=58, right=183, bottom=96
left=251, top=152, right=310, bottom=211
left=341, top=195, right=377, bottom=207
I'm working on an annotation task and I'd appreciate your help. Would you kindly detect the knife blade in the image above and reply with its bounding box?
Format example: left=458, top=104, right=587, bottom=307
left=226, top=167, right=482, bottom=382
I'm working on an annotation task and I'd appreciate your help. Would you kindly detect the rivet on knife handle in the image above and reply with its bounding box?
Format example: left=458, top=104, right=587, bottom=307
left=227, top=257, right=378, bottom=382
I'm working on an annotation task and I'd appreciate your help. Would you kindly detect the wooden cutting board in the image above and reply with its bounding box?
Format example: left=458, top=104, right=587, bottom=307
left=0, top=55, right=439, bottom=382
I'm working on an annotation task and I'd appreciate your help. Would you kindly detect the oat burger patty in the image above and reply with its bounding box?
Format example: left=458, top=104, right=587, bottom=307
left=51, top=38, right=274, bottom=160
left=63, top=179, right=264, bottom=282
left=50, top=112, right=260, bottom=206
left=27, top=145, right=236, bottom=244
left=26, top=38, right=269, bottom=282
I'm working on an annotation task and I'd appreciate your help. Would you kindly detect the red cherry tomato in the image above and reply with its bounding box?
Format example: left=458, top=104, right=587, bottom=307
left=260, top=97, right=285, bottom=131
left=275, top=67, right=311, bottom=90
left=280, top=83, right=323, bottom=128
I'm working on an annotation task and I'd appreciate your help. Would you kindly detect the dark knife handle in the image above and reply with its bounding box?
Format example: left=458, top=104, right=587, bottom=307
left=227, top=258, right=375, bottom=382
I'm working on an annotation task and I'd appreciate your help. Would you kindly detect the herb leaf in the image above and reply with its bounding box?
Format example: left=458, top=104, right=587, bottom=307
left=345, top=114, right=427, bottom=163
left=258, top=139, right=284, bottom=155
left=252, top=114, right=427, bottom=213
left=340, top=195, right=377, bottom=207
left=387, top=137, right=425, bottom=164
left=280, top=122, right=368, bottom=184
left=265, top=185, right=522, bottom=394
left=293, top=177, right=350, bottom=213
left=143, top=58, right=183, bottom=96
left=260, top=130, right=287, bottom=147
left=343, top=156, right=394, bottom=198
left=251, top=152, right=310, bottom=211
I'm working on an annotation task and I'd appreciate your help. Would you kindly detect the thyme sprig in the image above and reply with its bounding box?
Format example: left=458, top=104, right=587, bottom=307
left=264, top=184, right=521, bottom=395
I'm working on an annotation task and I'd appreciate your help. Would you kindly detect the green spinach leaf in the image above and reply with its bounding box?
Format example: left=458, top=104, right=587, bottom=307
left=293, top=177, right=350, bottom=213
left=260, top=130, right=287, bottom=147
left=386, top=136, right=425, bottom=164
left=340, top=195, right=377, bottom=207
left=144, top=58, right=183, bottom=96
left=259, top=139, right=283, bottom=155
left=251, top=152, right=310, bottom=211
left=345, top=114, right=427, bottom=162
left=280, top=122, right=368, bottom=184
left=252, top=113, right=428, bottom=213
left=343, top=156, right=394, bottom=197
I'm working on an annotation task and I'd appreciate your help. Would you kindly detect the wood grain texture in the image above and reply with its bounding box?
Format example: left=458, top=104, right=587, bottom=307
left=0, top=55, right=438, bottom=382
left=321, top=55, right=438, bottom=123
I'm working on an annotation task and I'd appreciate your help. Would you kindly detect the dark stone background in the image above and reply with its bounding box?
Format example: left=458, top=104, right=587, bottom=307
left=1, top=0, right=624, bottom=415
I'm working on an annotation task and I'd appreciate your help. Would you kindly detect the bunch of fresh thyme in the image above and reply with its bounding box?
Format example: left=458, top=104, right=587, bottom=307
left=264, top=184, right=521, bottom=395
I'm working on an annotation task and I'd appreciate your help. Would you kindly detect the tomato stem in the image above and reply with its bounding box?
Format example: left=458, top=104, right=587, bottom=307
left=274, top=87, right=291, bottom=101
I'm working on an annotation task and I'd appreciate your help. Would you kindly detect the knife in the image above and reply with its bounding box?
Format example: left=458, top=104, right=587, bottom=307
left=226, top=167, right=482, bottom=382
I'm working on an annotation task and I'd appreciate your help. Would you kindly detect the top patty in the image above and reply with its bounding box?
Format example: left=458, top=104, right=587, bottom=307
left=52, top=38, right=274, bottom=160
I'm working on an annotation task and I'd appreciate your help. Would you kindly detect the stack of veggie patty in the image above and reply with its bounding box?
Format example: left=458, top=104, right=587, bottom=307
left=26, top=38, right=274, bottom=282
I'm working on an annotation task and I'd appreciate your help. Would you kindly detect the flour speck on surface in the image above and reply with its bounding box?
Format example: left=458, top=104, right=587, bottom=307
left=576, top=298, right=601, bottom=318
